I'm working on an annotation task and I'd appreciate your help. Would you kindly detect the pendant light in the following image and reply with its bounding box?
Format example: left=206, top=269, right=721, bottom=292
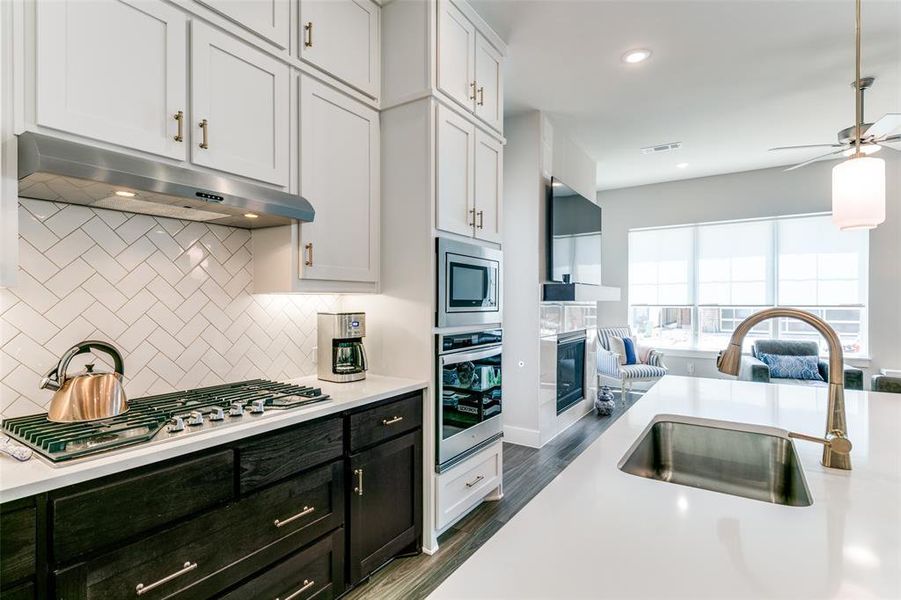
left=831, top=0, right=886, bottom=231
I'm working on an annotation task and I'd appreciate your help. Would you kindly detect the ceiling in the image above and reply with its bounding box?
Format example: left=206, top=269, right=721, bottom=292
left=469, top=0, right=901, bottom=191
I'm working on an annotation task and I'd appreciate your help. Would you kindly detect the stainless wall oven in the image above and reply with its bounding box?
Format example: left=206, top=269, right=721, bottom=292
left=436, top=329, right=503, bottom=472
left=436, top=238, right=502, bottom=328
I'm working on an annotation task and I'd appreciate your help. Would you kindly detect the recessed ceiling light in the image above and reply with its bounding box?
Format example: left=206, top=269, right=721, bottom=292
left=244, top=213, right=259, bottom=219
left=622, top=48, right=652, bottom=64
left=677, top=162, right=689, bottom=169
left=115, top=190, right=136, bottom=197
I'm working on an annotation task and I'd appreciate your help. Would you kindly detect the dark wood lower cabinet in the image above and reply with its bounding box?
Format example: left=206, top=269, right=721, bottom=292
left=348, top=429, right=423, bottom=584
left=0, top=389, right=424, bottom=600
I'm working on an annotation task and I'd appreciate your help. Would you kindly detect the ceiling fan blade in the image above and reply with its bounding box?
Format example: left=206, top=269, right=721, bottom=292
left=769, top=144, right=842, bottom=151
left=879, top=134, right=901, bottom=143
left=868, top=113, right=901, bottom=139
left=783, top=149, right=846, bottom=172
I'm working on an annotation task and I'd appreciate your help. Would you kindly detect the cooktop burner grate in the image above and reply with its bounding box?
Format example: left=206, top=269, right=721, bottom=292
left=1, top=379, right=329, bottom=463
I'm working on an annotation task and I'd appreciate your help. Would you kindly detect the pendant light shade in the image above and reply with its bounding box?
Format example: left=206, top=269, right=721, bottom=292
left=832, top=156, right=886, bottom=230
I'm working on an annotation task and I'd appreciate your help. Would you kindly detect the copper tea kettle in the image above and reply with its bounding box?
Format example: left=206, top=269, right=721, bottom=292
left=40, top=340, right=128, bottom=422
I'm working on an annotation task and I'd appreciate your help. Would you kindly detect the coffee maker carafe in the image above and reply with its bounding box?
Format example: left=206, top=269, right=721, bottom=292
left=317, top=313, right=368, bottom=383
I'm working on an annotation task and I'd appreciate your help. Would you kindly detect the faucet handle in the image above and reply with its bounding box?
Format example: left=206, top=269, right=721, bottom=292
left=788, top=430, right=852, bottom=455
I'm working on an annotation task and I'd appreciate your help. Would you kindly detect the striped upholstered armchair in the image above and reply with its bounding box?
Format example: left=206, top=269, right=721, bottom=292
left=597, top=326, right=668, bottom=399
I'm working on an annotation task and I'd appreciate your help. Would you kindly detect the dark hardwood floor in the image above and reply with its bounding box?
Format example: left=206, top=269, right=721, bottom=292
left=344, top=392, right=641, bottom=600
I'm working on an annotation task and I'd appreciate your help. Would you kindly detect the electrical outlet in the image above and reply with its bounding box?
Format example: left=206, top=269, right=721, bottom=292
left=687, top=361, right=695, bottom=375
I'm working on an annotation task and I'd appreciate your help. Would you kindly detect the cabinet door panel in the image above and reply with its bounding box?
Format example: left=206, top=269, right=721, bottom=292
left=437, top=0, right=475, bottom=111
left=35, top=0, right=187, bottom=160
left=348, top=431, right=422, bottom=584
left=474, top=33, right=503, bottom=132
left=300, top=0, right=380, bottom=98
left=197, top=0, right=290, bottom=48
left=474, top=130, right=502, bottom=243
left=191, top=23, right=289, bottom=186
left=299, top=76, right=379, bottom=283
left=436, top=104, right=475, bottom=237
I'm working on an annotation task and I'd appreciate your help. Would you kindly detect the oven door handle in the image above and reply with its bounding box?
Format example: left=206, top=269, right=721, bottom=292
left=440, top=346, right=501, bottom=365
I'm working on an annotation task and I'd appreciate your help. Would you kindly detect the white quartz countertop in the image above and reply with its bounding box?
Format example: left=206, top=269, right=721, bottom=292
left=0, top=374, right=427, bottom=503
left=431, top=376, right=901, bottom=599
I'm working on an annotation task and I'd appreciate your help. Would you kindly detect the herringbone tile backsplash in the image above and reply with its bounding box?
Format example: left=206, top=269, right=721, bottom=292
left=0, top=199, right=339, bottom=419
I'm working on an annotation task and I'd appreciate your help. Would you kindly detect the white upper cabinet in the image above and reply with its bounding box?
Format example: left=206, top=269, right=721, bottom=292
left=299, top=0, right=380, bottom=98
left=474, top=130, right=502, bottom=243
left=196, top=0, right=290, bottom=48
left=474, top=32, right=503, bottom=132
left=437, top=0, right=476, bottom=111
left=191, top=22, right=290, bottom=186
left=299, top=75, right=379, bottom=283
left=35, top=0, right=187, bottom=160
left=436, top=104, right=475, bottom=237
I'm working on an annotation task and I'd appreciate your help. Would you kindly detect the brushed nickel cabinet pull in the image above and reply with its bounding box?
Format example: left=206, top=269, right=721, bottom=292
left=382, top=416, right=404, bottom=426
left=274, top=505, right=315, bottom=528
left=469, top=81, right=476, bottom=101
left=304, top=242, right=313, bottom=266
left=173, top=110, right=184, bottom=142
left=304, top=22, right=313, bottom=47
left=354, top=468, right=364, bottom=496
left=477, top=210, right=484, bottom=229
left=278, top=579, right=315, bottom=600
left=136, top=561, right=197, bottom=596
left=477, top=87, right=485, bottom=106
left=465, top=474, right=485, bottom=488
left=468, top=208, right=476, bottom=228
left=198, top=119, right=209, bottom=149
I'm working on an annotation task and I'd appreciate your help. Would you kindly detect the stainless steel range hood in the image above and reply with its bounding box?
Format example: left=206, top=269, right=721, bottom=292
left=17, top=132, right=314, bottom=228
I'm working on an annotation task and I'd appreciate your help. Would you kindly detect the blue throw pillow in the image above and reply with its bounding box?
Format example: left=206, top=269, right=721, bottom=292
left=757, top=352, right=824, bottom=382
left=622, top=337, right=638, bottom=365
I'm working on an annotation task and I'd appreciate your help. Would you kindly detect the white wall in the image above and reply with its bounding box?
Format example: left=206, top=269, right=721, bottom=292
left=597, top=153, right=901, bottom=381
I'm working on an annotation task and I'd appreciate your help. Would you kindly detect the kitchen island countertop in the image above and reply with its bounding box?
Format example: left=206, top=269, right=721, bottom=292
left=0, top=374, right=427, bottom=503
left=431, top=376, right=901, bottom=599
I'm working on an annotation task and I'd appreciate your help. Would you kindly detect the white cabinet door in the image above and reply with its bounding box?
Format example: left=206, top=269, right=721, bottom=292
left=474, top=130, right=502, bottom=243
left=436, top=104, right=475, bottom=237
left=437, top=0, right=475, bottom=111
left=299, top=0, right=380, bottom=98
left=474, top=33, right=503, bottom=132
left=35, top=0, right=187, bottom=160
left=196, top=0, right=290, bottom=48
left=299, top=75, right=379, bottom=282
left=191, top=23, right=289, bottom=186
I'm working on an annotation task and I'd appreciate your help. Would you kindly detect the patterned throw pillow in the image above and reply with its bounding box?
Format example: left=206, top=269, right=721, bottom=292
left=610, top=336, right=638, bottom=365
left=757, top=352, right=824, bottom=381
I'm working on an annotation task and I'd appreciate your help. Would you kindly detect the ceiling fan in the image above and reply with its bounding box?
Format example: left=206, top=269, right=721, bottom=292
left=769, top=77, right=901, bottom=171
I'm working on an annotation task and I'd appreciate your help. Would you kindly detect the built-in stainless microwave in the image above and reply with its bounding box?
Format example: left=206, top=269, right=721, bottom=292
left=436, top=238, right=502, bottom=328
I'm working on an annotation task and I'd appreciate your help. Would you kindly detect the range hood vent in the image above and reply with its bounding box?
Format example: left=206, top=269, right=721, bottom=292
left=17, top=133, right=314, bottom=229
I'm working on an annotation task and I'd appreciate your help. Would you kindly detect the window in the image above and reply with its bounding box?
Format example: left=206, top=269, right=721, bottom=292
left=628, top=215, right=869, bottom=356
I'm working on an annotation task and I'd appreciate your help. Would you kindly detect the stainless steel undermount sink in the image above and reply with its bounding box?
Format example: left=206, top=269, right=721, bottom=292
left=618, top=415, right=813, bottom=507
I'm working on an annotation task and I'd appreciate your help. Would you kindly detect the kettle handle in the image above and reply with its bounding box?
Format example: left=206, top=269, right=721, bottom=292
left=40, top=340, right=125, bottom=391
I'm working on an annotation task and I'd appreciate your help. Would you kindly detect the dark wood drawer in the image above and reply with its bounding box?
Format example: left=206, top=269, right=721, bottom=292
left=1, top=502, right=36, bottom=586
left=218, top=529, right=344, bottom=600
left=51, top=450, right=235, bottom=564
left=348, top=392, right=422, bottom=452
left=54, top=461, right=344, bottom=600
left=0, top=580, right=35, bottom=600
left=238, top=416, right=343, bottom=494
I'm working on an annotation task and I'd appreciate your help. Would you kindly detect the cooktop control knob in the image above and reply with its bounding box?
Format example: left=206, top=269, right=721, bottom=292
left=209, top=407, right=225, bottom=421
left=229, top=402, right=244, bottom=417
left=169, top=416, right=186, bottom=432
left=251, top=399, right=266, bottom=414
left=187, top=411, right=204, bottom=427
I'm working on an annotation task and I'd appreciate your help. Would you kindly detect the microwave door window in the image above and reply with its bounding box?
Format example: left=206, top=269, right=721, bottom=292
left=450, top=264, right=488, bottom=307
left=441, top=353, right=502, bottom=441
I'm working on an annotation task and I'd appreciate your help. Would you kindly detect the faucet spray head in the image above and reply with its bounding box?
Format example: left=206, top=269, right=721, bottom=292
left=716, top=343, right=742, bottom=376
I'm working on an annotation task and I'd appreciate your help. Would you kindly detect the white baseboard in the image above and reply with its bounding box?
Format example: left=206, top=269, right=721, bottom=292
left=502, top=424, right=541, bottom=447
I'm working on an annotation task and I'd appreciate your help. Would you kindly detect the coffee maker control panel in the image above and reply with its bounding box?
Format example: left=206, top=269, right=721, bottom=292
left=334, top=313, right=365, bottom=338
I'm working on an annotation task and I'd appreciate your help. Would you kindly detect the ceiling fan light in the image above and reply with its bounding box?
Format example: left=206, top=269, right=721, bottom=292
left=831, top=156, right=886, bottom=230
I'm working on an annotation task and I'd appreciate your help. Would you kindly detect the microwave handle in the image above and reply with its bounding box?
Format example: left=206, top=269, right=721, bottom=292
left=440, top=346, right=501, bottom=366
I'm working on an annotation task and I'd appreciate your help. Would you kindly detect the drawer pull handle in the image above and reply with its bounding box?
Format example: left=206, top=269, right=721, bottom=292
left=468, top=207, right=476, bottom=227
left=477, top=86, right=485, bottom=106
left=304, top=242, right=313, bottom=267
left=199, top=118, right=209, bottom=149
left=477, top=210, right=484, bottom=229
left=136, top=561, right=197, bottom=596
left=465, top=474, right=485, bottom=488
left=274, top=505, right=315, bottom=528
left=469, top=81, right=477, bottom=101
left=304, top=21, right=313, bottom=47
left=382, top=415, right=404, bottom=426
left=278, top=579, right=315, bottom=600
left=173, top=110, right=184, bottom=142
left=354, top=468, right=364, bottom=496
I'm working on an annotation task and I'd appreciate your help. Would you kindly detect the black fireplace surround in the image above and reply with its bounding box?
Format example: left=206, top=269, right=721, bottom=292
left=556, top=331, right=586, bottom=414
